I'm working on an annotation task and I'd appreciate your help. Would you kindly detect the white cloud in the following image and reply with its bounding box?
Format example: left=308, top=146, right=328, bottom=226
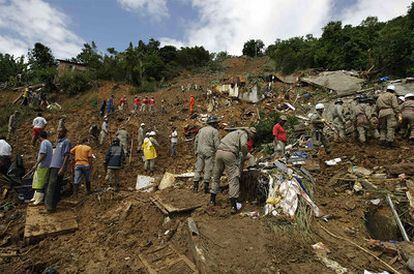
left=160, top=0, right=412, bottom=55
left=160, top=0, right=334, bottom=55
left=0, top=0, right=83, bottom=58
left=339, top=0, right=412, bottom=26
left=117, top=0, right=169, bottom=20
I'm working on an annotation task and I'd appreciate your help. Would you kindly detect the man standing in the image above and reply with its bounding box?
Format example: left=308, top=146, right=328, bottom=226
left=70, top=138, right=93, bottom=196
left=210, top=127, right=256, bottom=214
left=353, top=95, right=371, bottom=143
left=7, top=111, right=19, bottom=141
left=142, top=131, right=159, bottom=174
left=193, top=116, right=220, bottom=193
left=310, top=103, right=331, bottom=154
left=99, top=117, right=109, bottom=146
left=45, top=127, right=71, bottom=212
left=400, top=93, right=414, bottom=141
left=99, top=99, right=107, bottom=117
left=376, top=85, right=400, bottom=147
left=30, top=131, right=53, bottom=205
left=119, top=95, right=127, bottom=111
left=272, top=115, right=287, bottom=157
left=32, top=113, right=47, bottom=145
left=170, top=126, right=178, bottom=158
left=107, top=95, right=114, bottom=115
left=104, top=138, right=125, bottom=191
left=189, top=95, right=195, bottom=114
left=116, top=127, right=129, bottom=156
left=133, top=96, right=140, bottom=112
left=137, top=123, right=145, bottom=153
left=332, top=99, right=346, bottom=140
left=141, top=97, right=148, bottom=112
left=0, top=136, right=12, bottom=175
left=149, top=97, right=155, bottom=112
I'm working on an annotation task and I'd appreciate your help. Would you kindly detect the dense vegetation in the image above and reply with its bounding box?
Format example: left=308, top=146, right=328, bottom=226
left=1, top=2, right=413, bottom=93
left=264, top=3, right=414, bottom=76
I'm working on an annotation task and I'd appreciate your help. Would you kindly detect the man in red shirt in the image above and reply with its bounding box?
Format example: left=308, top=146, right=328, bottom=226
left=133, top=96, right=141, bottom=112
left=141, top=97, right=149, bottom=112
left=272, top=115, right=287, bottom=157
left=149, top=96, right=155, bottom=112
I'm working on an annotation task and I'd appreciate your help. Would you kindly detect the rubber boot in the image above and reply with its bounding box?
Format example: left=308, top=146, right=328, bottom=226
left=203, top=182, right=209, bottom=194
left=33, top=192, right=45, bottom=205
left=230, top=198, right=238, bottom=214
left=209, top=193, right=216, bottom=205
left=193, top=181, right=199, bottom=193
left=85, top=181, right=92, bottom=195
left=29, top=191, right=38, bottom=203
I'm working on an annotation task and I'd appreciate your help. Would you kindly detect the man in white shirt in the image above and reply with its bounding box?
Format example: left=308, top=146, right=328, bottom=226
left=170, top=126, right=178, bottom=158
left=0, top=136, right=12, bottom=175
left=32, top=113, right=47, bottom=145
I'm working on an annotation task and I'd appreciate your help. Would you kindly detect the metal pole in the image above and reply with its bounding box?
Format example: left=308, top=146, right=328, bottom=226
left=386, top=194, right=410, bottom=242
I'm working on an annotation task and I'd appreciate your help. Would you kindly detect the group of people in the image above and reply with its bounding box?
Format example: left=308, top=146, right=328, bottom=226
left=192, top=115, right=257, bottom=214
left=100, top=95, right=157, bottom=116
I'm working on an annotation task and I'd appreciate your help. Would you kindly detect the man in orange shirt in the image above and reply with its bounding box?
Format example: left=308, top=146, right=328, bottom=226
left=70, top=138, right=93, bottom=196
left=189, top=95, right=195, bottom=114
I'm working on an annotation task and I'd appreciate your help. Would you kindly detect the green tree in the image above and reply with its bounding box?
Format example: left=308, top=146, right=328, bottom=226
left=242, top=39, right=265, bottom=57
left=75, top=41, right=102, bottom=69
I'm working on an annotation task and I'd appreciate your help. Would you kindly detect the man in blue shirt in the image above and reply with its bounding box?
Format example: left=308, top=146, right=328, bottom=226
left=45, top=127, right=71, bottom=212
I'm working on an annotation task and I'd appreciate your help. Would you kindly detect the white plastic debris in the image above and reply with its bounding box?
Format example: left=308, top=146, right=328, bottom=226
left=325, top=158, right=342, bottom=166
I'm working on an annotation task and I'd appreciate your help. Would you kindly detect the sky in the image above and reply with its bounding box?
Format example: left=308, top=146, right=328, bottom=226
left=0, top=0, right=412, bottom=59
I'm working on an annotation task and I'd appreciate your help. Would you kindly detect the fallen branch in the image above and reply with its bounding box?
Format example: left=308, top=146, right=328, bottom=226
left=320, top=225, right=403, bottom=274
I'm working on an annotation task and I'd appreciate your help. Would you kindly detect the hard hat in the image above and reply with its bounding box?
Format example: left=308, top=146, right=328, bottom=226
left=149, top=131, right=156, bottom=136
left=398, top=96, right=406, bottom=102
left=315, top=103, right=325, bottom=110
left=206, top=115, right=219, bottom=124
left=387, top=85, right=396, bottom=92
left=140, top=123, right=145, bottom=127
left=245, top=127, right=257, bottom=136
left=280, top=115, right=287, bottom=121
left=334, top=99, right=343, bottom=104
left=405, top=93, right=414, bottom=99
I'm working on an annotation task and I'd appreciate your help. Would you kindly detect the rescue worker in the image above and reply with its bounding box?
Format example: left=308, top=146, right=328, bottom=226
left=210, top=127, right=257, bottom=214
left=116, top=127, right=129, bottom=156
left=272, top=115, right=287, bottom=157
left=89, top=124, right=100, bottom=144
left=137, top=123, right=145, bottom=153
left=189, top=95, right=195, bottom=114
left=332, top=99, right=346, bottom=140
left=104, top=138, right=125, bottom=191
left=119, top=95, right=127, bottom=111
left=57, top=115, right=66, bottom=132
left=353, top=95, right=371, bottom=143
left=0, top=136, right=12, bottom=175
left=99, top=99, right=107, bottom=117
left=310, top=103, right=331, bottom=154
left=32, top=113, right=47, bottom=145
left=99, top=117, right=109, bottom=146
left=376, top=85, right=400, bottom=147
left=170, top=126, right=178, bottom=158
left=366, top=97, right=380, bottom=140
left=400, top=93, right=414, bottom=141
left=142, top=131, right=159, bottom=174
left=141, top=97, right=148, bottom=112
left=21, top=87, right=30, bottom=106
left=70, top=138, right=93, bottom=196
left=149, top=97, right=155, bottom=112
left=193, top=116, right=220, bottom=193
left=7, top=111, right=19, bottom=141
left=133, top=96, right=140, bottom=112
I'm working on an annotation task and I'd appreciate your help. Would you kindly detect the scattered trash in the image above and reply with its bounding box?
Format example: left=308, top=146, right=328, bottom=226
left=370, top=199, right=381, bottom=205
left=312, top=242, right=348, bottom=274
left=353, top=181, right=363, bottom=192
left=136, top=175, right=155, bottom=192
left=158, top=172, right=176, bottom=190
left=349, top=166, right=373, bottom=177
left=325, top=158, right=342, bottom=166
left=240, top=211, right=260, bottom=219
left=363, top=271, right=390, bottom=274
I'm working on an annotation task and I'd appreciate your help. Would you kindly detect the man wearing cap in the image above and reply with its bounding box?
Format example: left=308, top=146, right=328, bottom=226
left=7, top=111, right=19, bottom=141
left=332, top=99, right=346, bottom=140
left=32, top=113, right=47, bottom=145
left=311, top=103, right=331, bottom=154
left=193, top=115, right=220, bottom=193
left=376, top=85, right=400, bottom=147
left=210, top=127, right=256, bottom=214
left=400, top=93, right=414, bottom=141
left=142, top=131, right=159, bottom=174
left=353, top=95, right=371, bottom=143
left=137, top=123, right=145, bottom=153
left=272, top=115, right=287, bottom=157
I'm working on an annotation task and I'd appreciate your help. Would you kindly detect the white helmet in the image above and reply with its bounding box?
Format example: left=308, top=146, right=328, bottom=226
left=315, top=103, right=325, bottom=110
left=398, top=96, right=406, bottom=102
left=405, top=93, right=414, bottom=99
left=149, top=131, right=156, bottom=136
left=387, top=85, right=396, bottom=92
left=140, top=123, right=145, bottom=127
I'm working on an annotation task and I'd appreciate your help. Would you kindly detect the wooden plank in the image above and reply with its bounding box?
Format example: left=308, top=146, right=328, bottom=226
left=152, top=194, right=202, bottom=214
left=150, top=197, right=169, bottom=215
left=24, top=206, right=78, bottom=241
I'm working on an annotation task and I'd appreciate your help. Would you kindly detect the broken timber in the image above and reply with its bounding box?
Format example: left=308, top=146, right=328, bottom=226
left=186, top=218, right=207, bottom=274
left=150, top=195, right=202, bottom=215
left=138, top=244, right=198, bottom=274
left=24, top=206, right=78, bottom=243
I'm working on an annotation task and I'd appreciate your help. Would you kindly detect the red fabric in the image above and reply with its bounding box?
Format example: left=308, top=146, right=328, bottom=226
left=272, top=123, right=287, bottom=143
left=189, top=96, right=195, bottom=113
left=149, top=99, right=155, bottom=105
left=247, top=139, right=254, bottom=152
left=142, top=98, right=148, bottom=104
left=133, top=98, right=140, bottom=105
left=32, top=127, right=43, bottom=138
left=120, top=98, right=127, bottom=104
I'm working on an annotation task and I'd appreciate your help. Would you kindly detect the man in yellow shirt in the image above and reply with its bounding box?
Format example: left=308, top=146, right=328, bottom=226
left=70, top=138, right=93, bottom=196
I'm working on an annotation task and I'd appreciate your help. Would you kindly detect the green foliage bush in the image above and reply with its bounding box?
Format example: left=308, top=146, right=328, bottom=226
left=59, top=70, right=94, bottom=95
